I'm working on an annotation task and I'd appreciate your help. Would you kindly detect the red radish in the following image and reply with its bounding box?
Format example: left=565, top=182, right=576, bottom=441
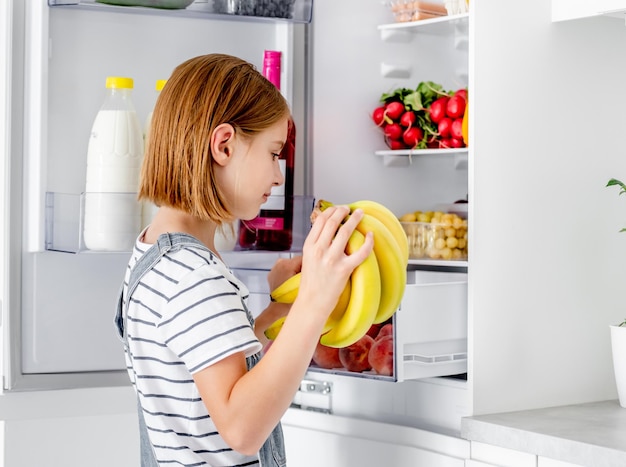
left=386, top=138, right=409, bottom=150
left=372, top=106, right=386, bottom=127
left=438, top=117, right=452, bottom=138
left=426, top=136, right=439, bottom=148
left=446, top=95, right=466, bottom=119
left=439, top=138, right=452, bottom=149
left=454, top=88, right=468, bottom=102
left=402, top=126, right=423, bottom=147
left=385, top=101, right=405, bottom=121
left=429, top=96, right=450, bottom=124
left=450, top=118, right=464, bottom=139
left=384, top=123, right=403, bottom=141
left=450, top=137, right=465, bottom=148
left=399, top=110, right=416, bottom=128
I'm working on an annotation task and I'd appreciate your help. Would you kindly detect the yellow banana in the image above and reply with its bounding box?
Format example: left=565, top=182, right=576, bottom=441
left=348, top=200, right=409, bottom=264
left=356, top=213, right=406, bottom=324
left=264, top=316, right=286, bottom=340
left=264, top=279, right=351, bottom=340
left=270, top=273, right=301, bottom=304
left=323, top=278, right=351, bottom=333
left=318, top=199, right=409, bottom=264
left=320, top=230, right=381, bottom=348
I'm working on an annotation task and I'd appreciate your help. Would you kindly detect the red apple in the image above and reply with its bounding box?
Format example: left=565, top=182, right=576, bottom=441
left=338, top=335, right=374, bottom=372
left=312, top=342, right=343, bottom=369
left=368, top=335, right=394, bottom=376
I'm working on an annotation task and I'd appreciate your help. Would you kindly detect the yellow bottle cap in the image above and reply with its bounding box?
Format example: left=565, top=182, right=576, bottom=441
left=105, top=76, right=134, bottom=89
left=155, top=79, right=167, bottom=91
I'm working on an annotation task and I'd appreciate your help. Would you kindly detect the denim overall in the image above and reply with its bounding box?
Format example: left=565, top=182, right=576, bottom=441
left=115, top=232, right=286, bottom=467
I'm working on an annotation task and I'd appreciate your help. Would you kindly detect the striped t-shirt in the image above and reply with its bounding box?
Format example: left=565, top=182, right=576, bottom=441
left=122, top=236, right=263, bottom=466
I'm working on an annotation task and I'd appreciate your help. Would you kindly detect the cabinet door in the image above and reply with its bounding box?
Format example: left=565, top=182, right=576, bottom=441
left=470, top=441, right=536, bottom=467
left=538, top=457, right=584, bottom=467
left=283, top=423, right=465, bottom=467
left=282, top=409, right=469, bottom=467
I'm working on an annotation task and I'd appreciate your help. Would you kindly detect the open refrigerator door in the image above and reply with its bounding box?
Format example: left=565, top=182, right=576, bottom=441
left=4, top=0, right=309, bottom=391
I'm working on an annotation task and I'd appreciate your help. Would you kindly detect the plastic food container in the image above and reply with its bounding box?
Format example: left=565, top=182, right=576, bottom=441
left=385, top=0, right=448, bottom=23
left=444, top=0, right=469, bottom=15
left=401, top=213, right=468, bottom=260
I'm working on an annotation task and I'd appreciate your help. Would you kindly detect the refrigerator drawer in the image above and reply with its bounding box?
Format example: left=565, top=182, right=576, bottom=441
left=231, top=264, right=468, bottom=382
left=395, top=269, right=468, bottom=381
left=307, top=269, right=467, bottom=382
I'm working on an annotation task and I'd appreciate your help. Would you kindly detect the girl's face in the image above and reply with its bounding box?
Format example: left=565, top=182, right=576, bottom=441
left=213, top=117, right=289, bottom=221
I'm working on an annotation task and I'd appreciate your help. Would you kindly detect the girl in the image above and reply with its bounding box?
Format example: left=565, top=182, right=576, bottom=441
left=115, top=53, right=373, bottom=466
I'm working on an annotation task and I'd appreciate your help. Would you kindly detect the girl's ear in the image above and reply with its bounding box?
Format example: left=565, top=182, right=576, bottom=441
left=211, top=123, right=236, bottom=167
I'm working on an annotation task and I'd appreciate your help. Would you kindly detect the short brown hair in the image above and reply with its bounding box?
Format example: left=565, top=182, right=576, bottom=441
left=138, top=53, right=290, bottom=223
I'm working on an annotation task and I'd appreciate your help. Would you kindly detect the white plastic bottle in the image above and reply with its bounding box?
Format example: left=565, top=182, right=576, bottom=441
left=83, top=76, right=143, bottom=251
left=141, top=79, right=167, bottom=230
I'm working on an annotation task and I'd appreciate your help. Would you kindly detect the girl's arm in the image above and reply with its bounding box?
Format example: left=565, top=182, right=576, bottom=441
left=253, top=255, right=303, bottom=347
left=192, top=206, right=373, bottom=455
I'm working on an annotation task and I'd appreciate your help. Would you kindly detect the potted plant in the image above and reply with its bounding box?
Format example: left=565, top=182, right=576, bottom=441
left=606, top=178, right=626, bottom=407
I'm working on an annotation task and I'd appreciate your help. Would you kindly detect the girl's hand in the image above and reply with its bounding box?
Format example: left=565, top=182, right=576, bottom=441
left=267, top=256, right=302, bottom=293
left=297, top=206, right=373, bottom=318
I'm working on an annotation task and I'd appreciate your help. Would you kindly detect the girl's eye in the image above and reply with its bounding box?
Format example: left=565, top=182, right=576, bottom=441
left=272, top=153, right=281, bottom=160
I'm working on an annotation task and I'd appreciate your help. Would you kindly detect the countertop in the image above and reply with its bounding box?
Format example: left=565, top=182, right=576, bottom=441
left=461, top=400, right=626, bottom=466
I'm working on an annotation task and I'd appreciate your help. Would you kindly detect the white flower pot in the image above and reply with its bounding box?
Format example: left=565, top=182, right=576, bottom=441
left=610, top=324, right=626, bottom=408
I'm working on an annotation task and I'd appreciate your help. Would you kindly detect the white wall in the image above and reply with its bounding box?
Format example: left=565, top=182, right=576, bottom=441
left=470, top=1, right=626, bottom=414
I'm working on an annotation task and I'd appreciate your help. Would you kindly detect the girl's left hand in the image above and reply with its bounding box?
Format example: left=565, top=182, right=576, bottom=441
left=267, top=256, right=302, bottom=292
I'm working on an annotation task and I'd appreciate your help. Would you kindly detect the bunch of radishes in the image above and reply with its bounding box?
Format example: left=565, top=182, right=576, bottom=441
left=371, top=82, right=468, bottom=150
left=427, top=88, right=467, bottom=149
left=372, top=101, right=425, bottom=150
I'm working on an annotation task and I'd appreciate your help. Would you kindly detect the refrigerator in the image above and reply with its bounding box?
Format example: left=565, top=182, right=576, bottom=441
left=3, top=0, right=626, bottom=465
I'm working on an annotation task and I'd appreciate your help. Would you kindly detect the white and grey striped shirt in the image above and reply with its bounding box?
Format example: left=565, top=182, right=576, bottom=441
left=123, top=237, right=263, bottom=466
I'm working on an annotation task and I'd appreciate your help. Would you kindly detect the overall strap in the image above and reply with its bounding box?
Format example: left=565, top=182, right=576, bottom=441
left=115, top=232, right=211, bottom=342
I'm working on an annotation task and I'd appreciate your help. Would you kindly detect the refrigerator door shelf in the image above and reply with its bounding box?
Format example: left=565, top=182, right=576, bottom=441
left=44, top=192, right=314, bottom=255
left=47, top=0, right=314, bottom=24
left=45, top=191, right=141, bottom=254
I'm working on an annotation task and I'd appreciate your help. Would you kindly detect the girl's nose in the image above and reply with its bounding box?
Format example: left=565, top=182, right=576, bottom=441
left=274, top=161, right=285, bottom=186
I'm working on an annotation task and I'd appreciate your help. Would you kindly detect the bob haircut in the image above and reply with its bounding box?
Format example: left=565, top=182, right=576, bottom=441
left=138, top=53, right=290, bottom=224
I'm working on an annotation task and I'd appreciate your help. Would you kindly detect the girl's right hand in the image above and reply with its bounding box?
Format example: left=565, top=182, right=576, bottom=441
left=296, top=206, right=373, bottom=319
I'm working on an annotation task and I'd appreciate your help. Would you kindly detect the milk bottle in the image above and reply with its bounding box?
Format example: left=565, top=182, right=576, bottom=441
left=83, top=76, right=143, bottom=251
left=141, top=79, right=167, bottom=230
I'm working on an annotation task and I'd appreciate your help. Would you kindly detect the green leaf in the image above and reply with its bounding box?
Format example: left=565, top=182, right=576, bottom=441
left=607, top=178, right=626, bottom=196
left=404, top=90, right=425, bottom=111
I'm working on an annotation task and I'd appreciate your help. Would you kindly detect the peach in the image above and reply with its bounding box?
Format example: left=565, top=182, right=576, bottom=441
left=366, top=323, right=383, bottom=339
left=338, top=335, right=374, bottom=372
left=368, top=335, right=394, bottom=376
left=312, top=342, right=343, bottom=369
left=376, top=323, right=393, bottom=340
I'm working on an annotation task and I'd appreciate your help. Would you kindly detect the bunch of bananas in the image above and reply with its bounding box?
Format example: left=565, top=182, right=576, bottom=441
left=264, top=199, right=409, bottom=348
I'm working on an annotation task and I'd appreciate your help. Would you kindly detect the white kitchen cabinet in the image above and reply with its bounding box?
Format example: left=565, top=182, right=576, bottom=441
left=466, top=461, right=501, bottom=467
left=281, top=408, right=469, bottom=467
left=538, top=457, right=584, bottom=467
left=466, top=443, right=586, bottom=467
left=552, top=0, right=626, bottom=21
left=469, top=441, right=536, bottom=467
